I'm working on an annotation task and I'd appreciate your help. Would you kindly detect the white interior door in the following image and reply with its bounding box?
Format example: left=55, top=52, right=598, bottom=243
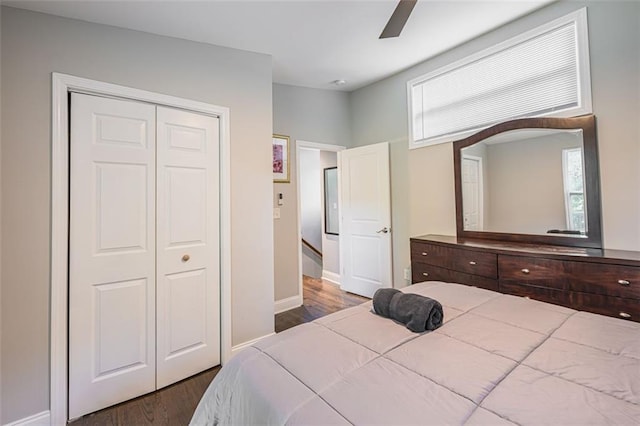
left=156, top=107, right=220, bottom=388
left=339, top=142, right=392, bottom=298
left=69, top=93, right=157, bottom=419
left=462, top=155, right=483, bottom=231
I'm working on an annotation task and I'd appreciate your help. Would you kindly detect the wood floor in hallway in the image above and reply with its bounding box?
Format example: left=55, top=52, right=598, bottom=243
left=275, top=275, right=370, bottom=333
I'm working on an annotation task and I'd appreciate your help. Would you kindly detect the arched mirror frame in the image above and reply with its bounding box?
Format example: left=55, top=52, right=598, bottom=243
left=453, top=115, right=602, bottom=249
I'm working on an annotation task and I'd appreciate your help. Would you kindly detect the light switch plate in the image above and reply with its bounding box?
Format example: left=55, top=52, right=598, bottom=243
left=273, top=208, right=281, bottom=219
left=404, top=267, right=411, bottom=280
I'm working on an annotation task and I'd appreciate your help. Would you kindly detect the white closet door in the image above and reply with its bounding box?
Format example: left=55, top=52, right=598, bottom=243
left=69, top=93, right=157, bottom=419
left=156, top=106, right=220, bottom=388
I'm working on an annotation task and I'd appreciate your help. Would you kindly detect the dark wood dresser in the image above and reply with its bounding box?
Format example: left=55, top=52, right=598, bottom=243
left=410, top=234, right=640, bottom=322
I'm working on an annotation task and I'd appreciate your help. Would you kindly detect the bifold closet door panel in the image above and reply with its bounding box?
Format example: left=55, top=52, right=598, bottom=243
left=155, top=106, right=221, bottom=389
left=69, top=93, right=157, bottom=419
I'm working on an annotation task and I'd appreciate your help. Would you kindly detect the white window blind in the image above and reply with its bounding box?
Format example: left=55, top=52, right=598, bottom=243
left=408, top=8, right=591, bottom=149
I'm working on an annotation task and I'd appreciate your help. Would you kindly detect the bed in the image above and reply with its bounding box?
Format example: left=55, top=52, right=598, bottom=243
left=191, top=281, right=640, bottom=425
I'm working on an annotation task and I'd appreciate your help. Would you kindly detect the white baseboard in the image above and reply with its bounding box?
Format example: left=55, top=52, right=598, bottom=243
left=230, top=332, right=276, bottom=357
left=4, top=411, right=50, bottom=426
left=274, top=294, right=302, bottom=314
left=322, top=270, right=341, bottom=286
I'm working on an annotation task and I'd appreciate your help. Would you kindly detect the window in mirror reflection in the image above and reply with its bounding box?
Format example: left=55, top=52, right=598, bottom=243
left=562, top=147, right=585, bottom=233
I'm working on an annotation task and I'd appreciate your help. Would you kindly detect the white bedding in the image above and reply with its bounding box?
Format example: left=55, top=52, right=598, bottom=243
left=191, top=282, right=640, bottom=425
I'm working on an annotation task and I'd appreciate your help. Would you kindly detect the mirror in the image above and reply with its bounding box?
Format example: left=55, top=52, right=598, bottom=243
left=324, top=167, right=339, bottom=235
left=454, top=115, right=602, bottom=248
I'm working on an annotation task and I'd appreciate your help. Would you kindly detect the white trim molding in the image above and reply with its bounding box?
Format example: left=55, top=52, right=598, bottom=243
left=274, top=295, right=303, bottom=314
left=50, top=73, right=232, bottom=425
left=321, top=270, right=341, bottom=286
left=3, top=411, right=51, bottom=426
left=230, top=333, right=276, bottom=358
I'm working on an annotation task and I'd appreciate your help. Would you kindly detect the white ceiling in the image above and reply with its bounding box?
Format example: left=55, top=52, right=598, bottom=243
left=3, top=0, right=555, bottom=92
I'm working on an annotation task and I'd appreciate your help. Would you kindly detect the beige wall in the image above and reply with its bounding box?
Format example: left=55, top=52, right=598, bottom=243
left=484, top=134, right=582, bottom=234
left=0, top=7, right=274, bottom=423
left=350, top=0, right=640, bottom=275
left=272, top=84, right=351, bottom=301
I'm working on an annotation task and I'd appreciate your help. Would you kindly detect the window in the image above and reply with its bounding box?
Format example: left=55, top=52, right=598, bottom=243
left=562, top=147, right=586, bottom=233
left=408, top=8, right=592, bottom=149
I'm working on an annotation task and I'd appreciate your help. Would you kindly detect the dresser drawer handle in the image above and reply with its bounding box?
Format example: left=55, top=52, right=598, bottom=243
left=422, top=272, right=429, bottom=277
left=469, top=261, right=477, bottom=265
left=421, top=252, right=428, bottom=256
left=619, top=312, right=631, bottom=319
left=521, top=268, right=530, bottom=274
left=618, top=279, right=630, bottom=286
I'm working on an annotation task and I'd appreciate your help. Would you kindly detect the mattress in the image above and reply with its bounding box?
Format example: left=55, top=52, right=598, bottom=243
left=191, top=282, right=640, bottom=425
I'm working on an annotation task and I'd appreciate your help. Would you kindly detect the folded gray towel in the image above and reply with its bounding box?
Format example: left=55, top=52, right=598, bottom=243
left=372, top=288, right=400, bottom=318
left=373, top=289, right=444, bottom=332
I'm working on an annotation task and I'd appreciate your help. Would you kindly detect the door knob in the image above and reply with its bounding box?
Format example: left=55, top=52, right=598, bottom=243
left=376, top=227, right=390, bottom=234
left=182, top=254, right=190, bottom=262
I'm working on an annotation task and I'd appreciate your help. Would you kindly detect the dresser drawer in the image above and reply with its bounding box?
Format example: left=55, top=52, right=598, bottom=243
left=411, top=241, right=497, bottom=278
left=412, top=262, right=498, bottom=291
left=450, top=250, right=497, bottom=279
left=499, top=281, right=571, bottom=308
left=411, top=262, right=450, bottom=283
left=499, top=255, right=566, bottom=290
left=411, top=241, right=450, bottom=267
left=565, top=261, right=640, bottom=299
left=570, top=292, right=640, bottom=322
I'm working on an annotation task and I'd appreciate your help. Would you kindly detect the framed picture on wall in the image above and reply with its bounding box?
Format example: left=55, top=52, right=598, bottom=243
left=324, top=167, right=339, bottom=235
left=273, top=134, right=290, bottom=183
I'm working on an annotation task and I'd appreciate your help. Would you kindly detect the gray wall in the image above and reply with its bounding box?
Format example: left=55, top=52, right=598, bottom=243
left=1, top=7, right=274, bottom=423
left=272, top=83, right=351, bottom=301
left=320, top=151, right=339, bottom=278
left=349, top=0, right=640, bottom=288
left=299, top=148, right=323, bottom=251
left=299, top=148, right=323, bottom=278
left=349, top=76, right=412, bottom=288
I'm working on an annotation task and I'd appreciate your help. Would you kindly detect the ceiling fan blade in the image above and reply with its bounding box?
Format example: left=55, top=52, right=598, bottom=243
left=379, top=0, right=417, bottom=39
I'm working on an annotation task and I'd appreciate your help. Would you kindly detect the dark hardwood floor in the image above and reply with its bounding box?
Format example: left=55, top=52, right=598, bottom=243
left=276, top=275, right=369, bottom=332
left=69, top=275, right=366, bottom=425
left=69, top=367, right=220, bottom=426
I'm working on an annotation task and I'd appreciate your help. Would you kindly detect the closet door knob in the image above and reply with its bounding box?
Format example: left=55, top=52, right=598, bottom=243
left=182, top=254, right=190, bottom=262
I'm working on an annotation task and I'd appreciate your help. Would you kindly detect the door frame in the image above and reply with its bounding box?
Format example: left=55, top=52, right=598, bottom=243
left=293, top=140, right=345, bottom=310
left=50, top=73, right=232, bottom=424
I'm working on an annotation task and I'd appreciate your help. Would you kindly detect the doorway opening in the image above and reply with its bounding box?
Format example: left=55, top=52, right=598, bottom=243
left=295, top=141, right=345, bottom=299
